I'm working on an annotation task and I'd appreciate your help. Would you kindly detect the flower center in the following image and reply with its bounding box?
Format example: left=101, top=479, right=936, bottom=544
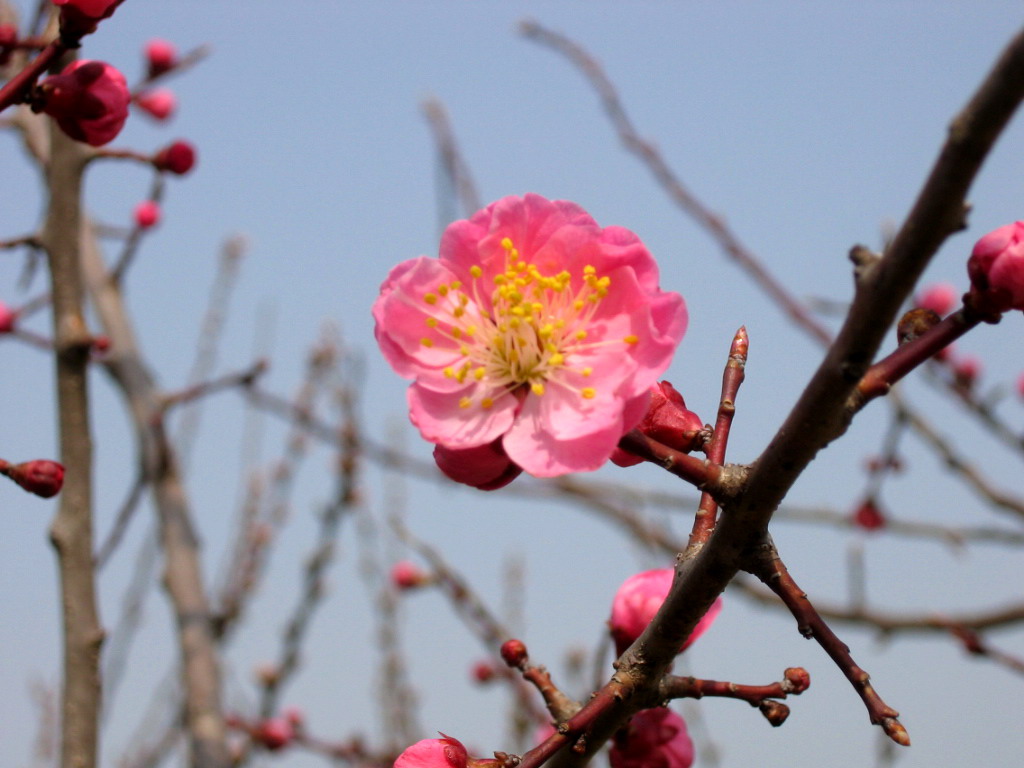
left=419, top=238, right=638, bottom=410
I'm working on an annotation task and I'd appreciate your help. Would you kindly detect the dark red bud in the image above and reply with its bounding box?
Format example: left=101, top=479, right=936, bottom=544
left=853, top=499, right=885, bottom=531
left=1, top=459, right=65, bottom=498
left=783, top=667, right=810, bottom=694
left=472, top=661, right=496, bottom=684
left=499, top=639, right=528, bottom=668
left=759, top=700, right=790, bottom=727
left=153, top=140, right=196, bottom=175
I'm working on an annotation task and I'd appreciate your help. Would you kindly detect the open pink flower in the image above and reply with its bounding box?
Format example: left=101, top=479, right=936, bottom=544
left=967, top=221, right=1024, bottom=313
left=610, top=708, right=693, bottom=768
left=609, top=568, right=721, bottom=656
left=39, top=60, right=129, bottom=146
left=373, top=194, right=687, bottom=479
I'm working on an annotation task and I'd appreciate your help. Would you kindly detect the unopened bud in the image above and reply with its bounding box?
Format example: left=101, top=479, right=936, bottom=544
left=852, top=498, right=885, bottom=531
left=896, top=307, right=941, bottom=346
left=783, top=667, right=810, bottom=694
left=471, top=661, right=496, bottom=684
left=1, top=459, right=65, bottom=498
left=500, top=639, right=528, bottom=668
left=254, top=717, right=293, bottom=751
left=153, top=140, right=197, bottom=175
left=0, top=301, right=17, bottom=333
left=135, top=89, right=176, bottom=121
left=145, top=38, right=178, bottom=78
left=134, top=200, right=161, bottom=229
left=612, top=381, right=704, bottom=467
left=952, top=355, right=981, bottom=389
left=914, top=283, right=958, bottom=317
left=759, top=700, right=790, bottom=727
left=390, top=560, right=428, bottom=590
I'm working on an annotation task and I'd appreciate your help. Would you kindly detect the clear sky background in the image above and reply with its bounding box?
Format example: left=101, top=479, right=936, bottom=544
left=3, top=2, right=1024, bottom=767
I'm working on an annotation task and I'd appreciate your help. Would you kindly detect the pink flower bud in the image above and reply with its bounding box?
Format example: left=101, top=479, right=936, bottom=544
left=499, top=639, right=528, bottom=668
left=0, top=301, right=17, bottom=333
left=432, top=439, right=522, bottom=491
left=153, top=139, right=197, bottom=175
left=914, top=282, right=958, bottom=316
left=852, top=498, right=885, bottom=531
left=135, top=88, right=176, bottom=121
left=254, top=718, right=293, bottom=751
left=39, top=60, right=130, bottom=146
left=610, top=708, right=693, bottom=768
left=134, top=200, right=161, bottom=229
left=52, top=0, right=119, bottom=18
left=390, top=560, right=427, bottom=590
left=395, top=735, right=468, bottom=768
left=953, top=354, right=981, bottom=388
left=1017, top=371, right=1024, bottom=400
left=967, top=221, right=1024, bottom=314
left=612, top=382, right=703, bottom=467
left=145, top=38, right=178, bottom=77
left=609, top=569, right=722, bottom=656
left=471, top=661, right=496, bottom=684
left=1, top=459, right=65, bottom=498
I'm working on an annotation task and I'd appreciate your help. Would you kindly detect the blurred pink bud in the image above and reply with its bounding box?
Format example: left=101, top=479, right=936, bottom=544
left=432, top=439, right=522, bottom=490
left=0, top=301, right=17, bottom=333
left=145, top=38, right=178, bottom=77
left=92, top=335, right=111, bottom=354
left=390, top=560, right=427, bottom=590
left=134, top=200, right=161, bottom=229
left=852, top=498, right=885, bottom=531
left=611, top=381, right=703, bottom=467
left=1018, top=371, right=1024, bottom=400
left=0, top=24, right=16, bottom=65
left=153, top=139, right=196, bottom=175
left=609, top=568, right=722, bottom=656
left=499, top=639, right=528, bottom=668
left=39, top=60, right=130, bottom=146
left=471, top=661, right=496, bottom=684
left=609, top=708, right=693, bottom=768
left=967, top=221, right=1024, bottom=314
left=953, top=354, right=982, bottom=388
left=395, top=735, right=468, bottom=768
left=1, top=459, right=65, bottom=498
left=254, top=718, right=293, bottom=751
left=914, top=283, right=958, bottom=316
left=135, top=88, right=176, bottom=121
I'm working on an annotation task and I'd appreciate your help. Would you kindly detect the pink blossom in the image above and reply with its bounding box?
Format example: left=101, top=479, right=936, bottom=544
left=134, top=200, right=161, bottom=229
left=254, top=717, right=293, bottom=751
left=394, top=736, right=468, bottom=768
left=914, top=282, right=958, bottom=316
left=432, top=439, right=522, bottom=490
left=39, top=60, right=129, bottom=146
left=154, top=139, right=197, bottom=175
left=0, top=301, right=17, bottom=333
left=609, top=568, right=721, bottom=656
left=373, top=194, right=687, bottom=480
left=135, top=88, right=177, bottom=121
left=390, top=560, right=427, bottom=590
left=967, top=221, right=1024, bottom=313
left=611, top=381, right=703, bottom=467
left=145, top=38, right=178, bottom=77
left=609, top=708, right=693, bottom=768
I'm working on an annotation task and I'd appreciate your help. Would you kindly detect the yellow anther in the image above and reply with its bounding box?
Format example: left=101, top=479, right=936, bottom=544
left=474, top=367, right=486, bottom=381
left=443, top=367, right=454, bottom=378
left=459, top=396, right=472, bottom=409
left=512, top=306, right=526, bottom=317
left=573, top=299, right=585, bottom=311
left=453, top=306, right=465, bottom=318
left=582, top=367, right=593, bottom=377
left=452, top=327, right=462, bottom=339
left=438, top=284, right=449, bottom=296
left=494, top=274, right=506, bottom=285
left=581, top=387, right=596, bottom=399
left=424, top=293, right=438, bottom=305
left=509, top=317, right=521, bottom=329
left=583, top=265, right=596, bottom=275
left=470, top=265, right=482, bottom=278
left=548, top=353, right=564, bottom=366
left=531, top=382, right=546, bottom=396
left=451, top=281, right=462, bottom=290
left=576, top=330, right=587, bottom=340
left=466, top=325, right=477, bottom=336
left=459, top=294, right=469, bottom=305
left=539, top=324, right=554, bottom=338
left=501, top=237, right=514, bottom=251
left=460, top=344, right=470, bottom=355
left=546, top=342, right=558, bottom=353
left=425, top=317, right=438, bottom=327
left=420, top=337, right=434, bottom=347
left=624, top=335, right=639, bottom=345
left=481, top=397, right=494, bottom=409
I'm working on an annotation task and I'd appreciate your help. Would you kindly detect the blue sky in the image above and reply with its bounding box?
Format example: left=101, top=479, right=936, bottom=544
left=3, top=3, right=1024, bottom=767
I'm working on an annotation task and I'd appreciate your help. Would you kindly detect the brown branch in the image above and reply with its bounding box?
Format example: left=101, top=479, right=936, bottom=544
left=690, top=327, right=747, bottom=546
left=661, top=667, right=810, bottom=728
left=422, top=97, right=482, bottom=219
left=42, top=71, right=103, bottom=768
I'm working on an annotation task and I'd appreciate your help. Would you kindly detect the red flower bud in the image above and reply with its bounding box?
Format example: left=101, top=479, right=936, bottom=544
left=952, top=354, right=981, bottom=389
left=38, top=60, right=130, bottom=146
left=432, top=439, right=522, bottom=490
left=145, top=38, right=178, bottom=78
left=0, top=301, right=17, bottom=333
left=499, top=638, right=528, bottom=668
left=153, top=139, right=197, bottom=175
left=610, top=708, right=693, bottom=768
left=612, top=382, right=703, bottom=467
left=390, top=560, right=428, bottom=590
left=1, top=459, right=65, bottom=498
left=134, top=200, right=161, bottom=229
left=783, top=666, right=811, bottom=694
left=135, top=88, right=176, bottom=121
left=471, top=661, right=496, bottom=684
left=254, top=718, right=293, bottom=751
left=52, top=0, right=119, bottom=18
left=51, top=0, right=119, bottom=39
left=852, top=498, right=885, bottom=531
left=967, top=221, right=1024, bottom=314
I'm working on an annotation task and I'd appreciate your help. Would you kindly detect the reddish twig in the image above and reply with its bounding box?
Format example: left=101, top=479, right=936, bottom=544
left=690, top=327, right=748, bottom=546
